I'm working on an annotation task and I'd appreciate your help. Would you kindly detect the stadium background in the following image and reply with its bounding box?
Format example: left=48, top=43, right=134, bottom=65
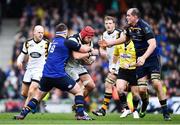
left=0, top=0, right=179, bottom=114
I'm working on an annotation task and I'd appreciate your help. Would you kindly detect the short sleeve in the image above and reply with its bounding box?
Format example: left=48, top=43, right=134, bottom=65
left=64, top=40, right=81, bottom=51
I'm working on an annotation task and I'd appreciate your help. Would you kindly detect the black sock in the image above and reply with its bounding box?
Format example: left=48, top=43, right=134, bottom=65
left=119, top=92, right=128, bottom=110
left=159, top=99, right=168, bottom=114
left=140, top=93, right=149, bottom=112
left=133, top=96, right=140, bottom=111
left=21, top=98, right=38, bottom=116
left=75, top=95, right=84, bottom=116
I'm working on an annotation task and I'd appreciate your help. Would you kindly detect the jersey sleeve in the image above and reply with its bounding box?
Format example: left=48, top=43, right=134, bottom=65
left=143, top=24, right=155, bottom=41
left=64, top=39, right=81, bottom=51
left=22, top=41, right=28, bottom=54
left=115, top=29, right=122, bottom=39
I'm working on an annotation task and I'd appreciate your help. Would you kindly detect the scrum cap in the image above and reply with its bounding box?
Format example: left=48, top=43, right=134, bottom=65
left=80, top=26, right=95, bottom=39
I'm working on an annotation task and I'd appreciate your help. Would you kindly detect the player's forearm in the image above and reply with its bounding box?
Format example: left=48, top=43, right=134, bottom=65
left=72, top=51, right=90, bottom=60
left=108, top=33, right=126, bottom=46
left=17, top=52, right=25, bottom=63
left=79, top=45, right=91, bottom=53
left=142, top=38, right=157, bottom=59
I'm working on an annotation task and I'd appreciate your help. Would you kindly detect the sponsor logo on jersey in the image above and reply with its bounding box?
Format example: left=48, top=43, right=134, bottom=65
left=30, top=52, right=41, bottom=58
left=68, top=84, right=73, bottom=89
left=120, top=54, right=131, bottom=58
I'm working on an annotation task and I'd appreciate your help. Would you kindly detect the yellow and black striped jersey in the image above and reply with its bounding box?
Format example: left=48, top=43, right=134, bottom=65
left=22, top=38, right=50, bottom=70
left=113, top=40, right=136, bottom=69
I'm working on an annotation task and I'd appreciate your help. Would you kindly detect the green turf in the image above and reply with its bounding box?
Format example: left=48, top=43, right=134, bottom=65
left=0, top=113, right=179, bottom=124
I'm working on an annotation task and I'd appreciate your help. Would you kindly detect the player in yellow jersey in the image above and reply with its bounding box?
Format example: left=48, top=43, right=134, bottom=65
left=113, top=40, right=140, bottom=118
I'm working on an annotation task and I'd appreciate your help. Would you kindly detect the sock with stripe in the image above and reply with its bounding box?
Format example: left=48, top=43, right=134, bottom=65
left=75, top=95, right=84, bottom=116
left=21, top=98, right=38, bottom=116
left=101, top=92, right=112, bottom=111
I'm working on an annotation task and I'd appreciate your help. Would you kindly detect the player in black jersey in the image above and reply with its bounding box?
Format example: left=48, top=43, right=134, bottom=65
left=99, top=8, right=171, bottom=121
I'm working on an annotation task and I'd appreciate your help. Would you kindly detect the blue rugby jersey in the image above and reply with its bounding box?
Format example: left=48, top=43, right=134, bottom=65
left=42, top=36, right=81, bottom=78
left=126, top=19, right=159, bottom=57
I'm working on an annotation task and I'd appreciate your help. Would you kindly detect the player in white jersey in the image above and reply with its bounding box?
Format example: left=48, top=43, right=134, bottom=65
left=92, top=16, right=125, bottom=116
left=17, top=25, right=49, bottom=107
left=65, top=26, right=98, bottom=100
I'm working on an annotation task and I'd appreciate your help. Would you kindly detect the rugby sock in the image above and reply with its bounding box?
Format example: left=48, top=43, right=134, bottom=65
left=160, top=99, right=168, bottom=114
left=119, top=92, right=128, bottom=109
left=101, top=92, right=112, bottom=111
left=140, top=93, right=149, bottom=112
left=75, top=95, right=84, bottom=116
left=133, top=96, right=140, bottom=111
left=21, top=98, right=38, bottom=116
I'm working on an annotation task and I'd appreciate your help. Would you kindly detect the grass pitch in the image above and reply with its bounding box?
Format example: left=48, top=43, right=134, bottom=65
left=0, top=113, right=179, bottom=124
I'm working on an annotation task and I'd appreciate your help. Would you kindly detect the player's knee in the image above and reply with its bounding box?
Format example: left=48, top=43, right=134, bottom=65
left=152, top=80, right=163, bottom=92
left=86, top=82, right=96, bottom=91
left=21, top=91, right=28, bottom=98
left=138, top=80, right=147, bottom=92
left=131, top=88, right=139, bottom=97
left=28, top=87, right=37, bottom=97
left=105, top=82, right=113, bottom=90
left=105, top=73, right=116, bottom=85
left=116, top=85, right=125, bottom=94
left=83, top=79, right=95, bottom=88
left=91, top=82, right=96, bottom=89
left=70, top=83, right=83, bottom=96
left=138, top=86, right=147, bottom=94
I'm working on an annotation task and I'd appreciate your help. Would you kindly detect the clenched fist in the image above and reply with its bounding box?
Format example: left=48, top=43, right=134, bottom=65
left=98, top=39, right=109, bottom=47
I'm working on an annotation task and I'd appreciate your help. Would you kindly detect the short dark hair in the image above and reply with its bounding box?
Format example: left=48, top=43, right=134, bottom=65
left=55, top=23, right=67, bottom=32
left=131, top=8, right=141, bottom=18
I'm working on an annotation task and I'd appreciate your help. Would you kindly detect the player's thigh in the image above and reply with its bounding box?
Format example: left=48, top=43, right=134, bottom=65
left=69, top=82, right=82, bottom=95
left=28, top=81, right=39, bottom=94
left=79, top=73, right=95, bottom=87
left=116, top=79, right=127, bottom=93
left=54, top=75, right=76, bottom=92
left=138, top=76, right=148, bottom=93
left=131, top=85, right=139, bottom=96
left=65, top=66, right=80, bottom=81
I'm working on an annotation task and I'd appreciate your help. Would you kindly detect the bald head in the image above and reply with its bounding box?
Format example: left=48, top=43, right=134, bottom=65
left=127, top=8, right=140, bottom=18
left=126, top=8, right=140, bottom=26
left=33, top=25, right=44, bottom=42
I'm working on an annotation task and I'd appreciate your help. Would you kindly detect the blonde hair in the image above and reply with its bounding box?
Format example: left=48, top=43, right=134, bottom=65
left=104, top=16, right=116, bottom=23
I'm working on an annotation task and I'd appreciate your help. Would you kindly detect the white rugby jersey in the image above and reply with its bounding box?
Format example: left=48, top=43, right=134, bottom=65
left=66, top=34, right=93, bottom=67
left=22, top=39, right=49, bottom=70
left=102, top=29, right=121, bottom=66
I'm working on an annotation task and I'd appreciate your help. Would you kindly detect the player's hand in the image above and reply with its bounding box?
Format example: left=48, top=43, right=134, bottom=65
left=123, top=62, right=138, bottom=69
left=123, top=63, right=130, bottom=69
left=110, top=68, right=116, bottom=74
left=137, top=56, right=146, bottom=66
left=109, top=64, right=117, bottom=74
left=17, top=61, right=23, bottom=70
left=99, top=48, right=107, bottom=57
left=98, top=39, right=108, bottom=47
left=89, top=49, right=99, bottom=56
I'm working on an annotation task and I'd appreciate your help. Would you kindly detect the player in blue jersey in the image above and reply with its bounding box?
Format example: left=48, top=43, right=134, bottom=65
left=99, top=8, right=171, bottom=121
left=14, top=23, right=98, bottom=120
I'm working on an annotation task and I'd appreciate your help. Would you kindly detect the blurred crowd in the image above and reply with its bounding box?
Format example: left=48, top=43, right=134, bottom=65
left=0, top=0, right=179, bottom=103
